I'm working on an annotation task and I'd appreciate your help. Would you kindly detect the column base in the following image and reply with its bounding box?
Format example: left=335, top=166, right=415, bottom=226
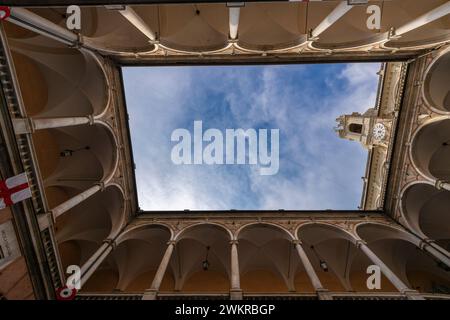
left=142, top=289, right=158, bottom=300
left=230, top=289, right=243, bottom=300
left=316, top=288, right=333, bottom=300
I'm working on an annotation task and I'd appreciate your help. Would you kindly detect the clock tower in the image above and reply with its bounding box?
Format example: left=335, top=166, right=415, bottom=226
left=335, top=108, right=392, bottom=150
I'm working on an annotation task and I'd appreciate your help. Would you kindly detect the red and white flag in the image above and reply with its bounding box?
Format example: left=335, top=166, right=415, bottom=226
left=0, top=173, right=32, bottom=209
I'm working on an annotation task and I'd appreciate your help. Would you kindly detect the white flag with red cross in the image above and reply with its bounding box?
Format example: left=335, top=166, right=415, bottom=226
left=0, top=173, right=32, bottom=209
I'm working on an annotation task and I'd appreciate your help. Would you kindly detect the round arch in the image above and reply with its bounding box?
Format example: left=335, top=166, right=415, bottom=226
left=355, top=222, right=419, bottom=247
left=174, top=222, right=233, bottom=242
left=58, top=239, right=99, bottom=270
left=173, top=223, right=231, bottom=293
left=400, top=182, right=450, bottom=250
left=383, top=0, right=450, bottom=50
left=116, top=223, right=174, bottom=246
left=237, top=222, right=294, bottom=241
left=237, top=223, right=296, bottom=293
left=34, top=121, right=118, bottom=196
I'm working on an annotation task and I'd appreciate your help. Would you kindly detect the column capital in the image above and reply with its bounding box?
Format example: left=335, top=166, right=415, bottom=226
left=292, top=239, right=302, bottom=245
left=87, top=114, right=95, bottom=125
left=388, top=27, right=401, bottom=39
left=355, top=239, right=367, bottom=248
left=229, top=240, right=239, bottom=245
left=96, top=181, right=106, bottom=191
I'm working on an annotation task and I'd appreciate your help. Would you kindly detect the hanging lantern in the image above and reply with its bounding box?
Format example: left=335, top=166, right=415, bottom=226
left=202, top=246, right=210, bottom=271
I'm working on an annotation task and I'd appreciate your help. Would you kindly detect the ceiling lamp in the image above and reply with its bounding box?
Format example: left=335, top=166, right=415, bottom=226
left=202, top=246, right=210, bottom=271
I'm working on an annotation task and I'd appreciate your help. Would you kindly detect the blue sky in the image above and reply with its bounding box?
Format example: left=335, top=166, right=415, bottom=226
left=122, top=62, right=380, bottom=211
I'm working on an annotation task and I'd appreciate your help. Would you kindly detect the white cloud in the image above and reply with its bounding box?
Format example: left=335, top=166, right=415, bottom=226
left=242, top=63, right=380, bottom=209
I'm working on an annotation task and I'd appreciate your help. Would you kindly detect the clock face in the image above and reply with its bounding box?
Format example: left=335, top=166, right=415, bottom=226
left=372, top=123, right=386, bottom=141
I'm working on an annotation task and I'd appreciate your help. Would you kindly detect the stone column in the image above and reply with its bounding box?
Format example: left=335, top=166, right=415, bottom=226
left=51, top=183, right=103, bottom=219
left=229, top=240, right=242, bottom=300
left=142, top=240, right=176, bottom=300
left=13, top=116, right=93, bottom=134
left=356, top=240, right=424, bottom=300
left=9, top=7, right=79, bottom=45
left=293, top=240, right=332, bottom=300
